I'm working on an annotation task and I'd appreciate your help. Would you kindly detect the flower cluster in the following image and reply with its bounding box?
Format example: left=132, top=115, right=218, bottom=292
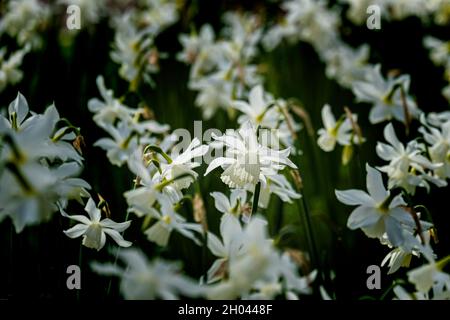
left=0, top=93, right=90, bottom=232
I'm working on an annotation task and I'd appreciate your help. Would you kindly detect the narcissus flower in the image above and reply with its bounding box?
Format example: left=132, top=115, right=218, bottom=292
left=206, top=121, right=297, bottom=189
left=62, top=198, right=132, bottom=251
left=335, top=164, right=417, bottom=246
left=91, top=249, right=204, bottom=299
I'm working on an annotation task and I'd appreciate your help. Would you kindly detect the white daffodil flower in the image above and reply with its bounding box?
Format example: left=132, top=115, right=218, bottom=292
left=206, top=213, right=244, bottom=283
left=407, top=246, right=450, bottom=294
left=159, top=137, right=208, bottom=192
left=352, top=65, right=419, bottom=124
left=124, top=148, right=163, bottom=217
left=88, top=76, right=136, bottom=128
left=0, top=46, right=29, bottom=92
left=257, top=173, right=301, bottom=209
left=376, top=123, right=446, bottom=194
left=419, top=119, right=450, bottom=179
left=62, top=198, right=132, bottom=251
left=206, top=121, right=297, bottom=189
left=317, top=104, right=357, bottom=152
left=144, top=195, right=202, bottom=247
left=231, top=85, right=279, bottom=128
left=210, top=189, right=248, bottom=216
left=322, top=43, right=371, bottom=88
left=0, top=0, right=51, bottom=48
left=380, top=230, right=430, bottom=274
left=94, top=121, right=138, bottom=166
left=91, top=249, right=204, bottom=299
left=336, top=164, right=417, bottom=246
left=177, top=24, right=219, bottom=71
left=424, top=36, right=450, bottom=67
left=207, top=216, right=315, bottom=300
left=0, top=94, right=90, bottom=232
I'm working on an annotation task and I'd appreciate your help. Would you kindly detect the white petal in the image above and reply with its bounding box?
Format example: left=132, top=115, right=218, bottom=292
left=205, top=157, right=235, bottom=175
left=365, top=164, right=388, bottom=203
left=335, top=189, right=374, bottom=206
left=100, top=219, right=131, bottom=232
left=321, top=104, right=336, bottom=130
left=210, top=192, right=231, bottom=213
left=347, top=206, right=380, bottom=229
left=63, top=224, right=88, bottom=238
left=103, top=228, right=132, bottom=247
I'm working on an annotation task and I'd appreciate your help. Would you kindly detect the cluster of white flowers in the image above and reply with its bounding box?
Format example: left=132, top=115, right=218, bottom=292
left=0, top=0, right=51, bottom=49
left=0, top=93, right=90, bottom=232
left=110, top=0, right=179, bottom=87
left=424, top=36, right=450, bottom=102
left=0, top=45, right=29, bottom=93
left=178, top=12, right=263, bottom=119
left=317, top=104, right=364, bottom=156
left=1, top=0, right=449, bottom=301
left=341, top=0, right=450, bottom=25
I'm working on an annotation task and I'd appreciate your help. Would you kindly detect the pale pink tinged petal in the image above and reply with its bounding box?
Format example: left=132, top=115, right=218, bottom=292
left=365, top=164, right=388, bottom=203
left=346, top=206, right=380, bottom=229
left=210, top=192, right=231, bottom=213
left=103, top=229, right=132, bottom=247
left=335, top=189, right=374, bottom=206
left=63, top=224, right=88, bottom=238
left=205, top=157, right=235, bottom=175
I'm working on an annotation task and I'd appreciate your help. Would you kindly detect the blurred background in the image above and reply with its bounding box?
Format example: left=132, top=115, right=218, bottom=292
left=0, top=0, right=449, bottom=300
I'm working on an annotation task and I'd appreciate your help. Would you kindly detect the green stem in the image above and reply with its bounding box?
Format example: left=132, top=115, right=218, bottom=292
left=299, top=193, right=319, bottom=274
left=251, top=182, right=261, bottom=217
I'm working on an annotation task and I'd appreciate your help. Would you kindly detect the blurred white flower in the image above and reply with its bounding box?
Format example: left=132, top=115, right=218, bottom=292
left=407, top=246, right=450, bottom=294
left=424, top=36, right=450, bottom=67
left=88, top=76, right=136, bottom=128
left=210, top=189, right=248, bottom=216
left=0, top=93, right=90, bottom=232
left=94, top=122, right=138, bottom=166
left=352, top=65, right=419, bottom=124
left=0, top=46, right=29, bottom=92
left=91, top=249, right=204, bottom=299
left=257, top=173, right=301, bottom=209
left=207, top=216, right=315, bottom=299
left=0, top=0, right=50, bottom=48
left=62, top=198, right=132, bottom=251
left=317, top=104, right=360, bottom=152
left=376, top=123, right=446, bottom=194
left=336, top=164, right=416, bottom=246
left=420, top=119, right=450, bottom=180
left=144, top=195, right=202, bottom=246
left=206, top=213, right=244, bottom=283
